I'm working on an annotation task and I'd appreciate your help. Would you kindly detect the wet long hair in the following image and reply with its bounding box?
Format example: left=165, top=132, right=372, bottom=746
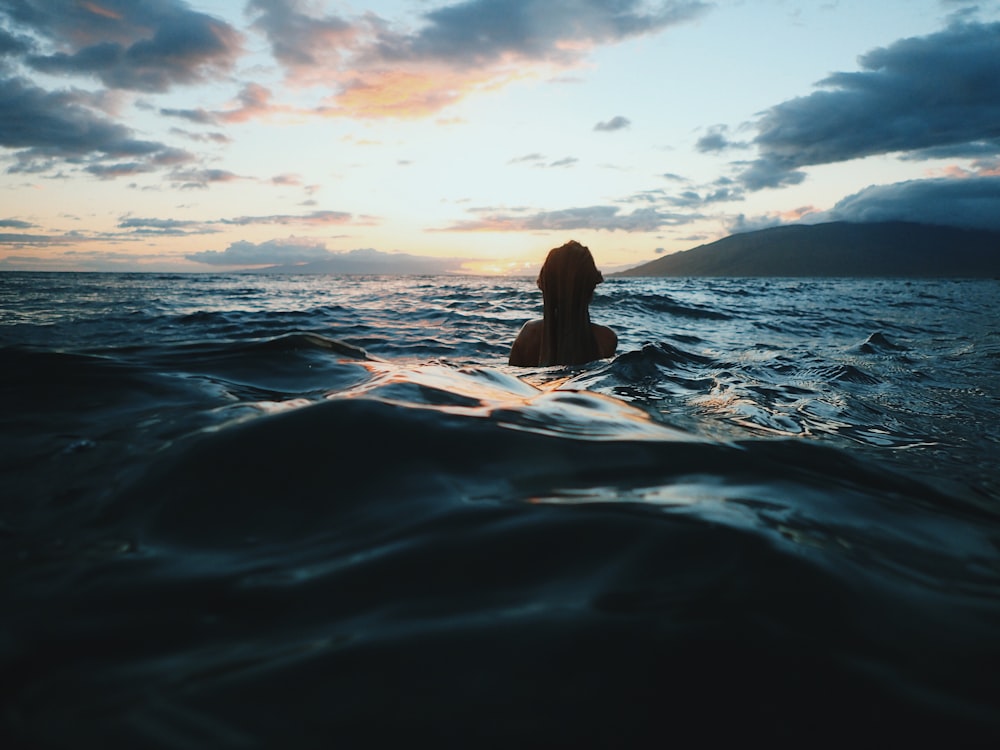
left=536, top=240, right=604, bottom=366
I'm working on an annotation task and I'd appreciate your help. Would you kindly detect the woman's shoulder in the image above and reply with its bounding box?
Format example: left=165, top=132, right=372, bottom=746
left=591, top=323, right=617, bottom=358
left=519, top=318, right=543, bottom=331
left=509, top=319, right=543, bottom=366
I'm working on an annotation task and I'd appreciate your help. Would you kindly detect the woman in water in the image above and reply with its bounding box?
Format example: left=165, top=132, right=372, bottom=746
left=509, top=240, right=617, bottom=367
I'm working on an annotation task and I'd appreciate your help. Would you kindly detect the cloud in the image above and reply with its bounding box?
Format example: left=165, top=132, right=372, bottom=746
left=737, top=157, right=807, bottom=191
left=187, top=240, right=469, bottom=273
left=160, top=107, right=217, bottom=125
left=439, top=205, right=696, bottom=232
left=8, top=0, right=242, bottom=93
left=84, top=161, right=157, bottom=178
left=250, top=0, right=709, bottom=118
left=246, top=0, right=356, bottom=83
left=168, top=127, right=230, bottom=145
left=507, top=153, right=578, bottom=168
left=696, top=132, right=729, bottom=153
left=622, top=176, right=743, bottom=210
left=270, top=173, right=302, bottom=186
left=214, top=83, right=283, bottom=123
left=724, top=206, right=818, bottom=234
left=816, top=175, right=1000, bottom=232
left=0, top=232, right=62, bottom=245
left=695, top=125, right=748, bottom=153
left=0, top=228, right=121, bottom=247
left=594, top=115, right=630, bottom=132
left=0, top=218, right=35, bottom=229
left=187, top=238, right=335, bottom=266
left=546, top=157, right=578, bottom=168
left=168, top=168, right=245, bottom=189
left=663, top=184, right=743, bottom=207
left=221, top=210, right=356, bottom=226
left=0, top=3, right=240, bottom=175
left=0, top=75, right=180, bottom=171
left=117, top=210, right=359, bottom=235
left=159, top=83, right=295, bottom=125
left=0, top=248, right=199, bottom=272
left=738, top=20, right=1000, bottom=189
left=0, top=2, right=245, bottom=176
left=375, top=0, right=707, bottom=65
left=117, top=216, right=212, bottom=236
left=0, top=25, right=33, bottom=58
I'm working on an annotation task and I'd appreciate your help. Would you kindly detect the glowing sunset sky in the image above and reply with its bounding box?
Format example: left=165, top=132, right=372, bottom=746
left=2, top=0, right=999, bottom=273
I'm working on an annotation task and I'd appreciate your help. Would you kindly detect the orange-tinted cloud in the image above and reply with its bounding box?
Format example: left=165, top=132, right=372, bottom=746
left=217, top=84, right=285, bottom=123
left=80, top=3, right=123, bottom=21
left=160, top=84, right=302, bottom=125
left=329, top=66, right=528, bottom=119
left=778, top=205, right=818, bottom=222
left=249, top=0, right=710, bottom=119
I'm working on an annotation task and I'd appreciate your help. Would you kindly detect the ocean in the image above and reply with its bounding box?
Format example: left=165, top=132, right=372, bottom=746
left=2, top=272, right=999, bottom=747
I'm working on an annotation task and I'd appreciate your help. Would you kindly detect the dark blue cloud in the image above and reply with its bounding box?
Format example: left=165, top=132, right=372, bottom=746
left=818, top=175, right=1000, bottom=232
left=0, top=1, right=240, bottom=174
left=0, top=217, right=34, bottom=228
left=695, top=125, right=747, bottom=153
left=595, top=116, right=631, bottom=132
left=739, top=21, right=1000, bottom=189
left=0, top=23, right=32, bottom=58
left=2, top=0, right=242, bottom=92
left=159, top=106, right=219, bottom=125
left=247, top=0, right=353, bottom=70
left=0, top=75, right=173, bottom=165
left=398, top=0, right=709, bottom=65
left=250, top=0, right=708, bottom=77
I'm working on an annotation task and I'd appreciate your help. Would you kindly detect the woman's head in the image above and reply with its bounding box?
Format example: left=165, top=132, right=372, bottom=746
left=535, top=240, right=604, bottom=366
left=536, top=240, right=604, bottom=301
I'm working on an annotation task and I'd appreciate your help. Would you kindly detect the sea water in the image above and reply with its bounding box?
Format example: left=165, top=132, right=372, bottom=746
left=1, top=272, right=999, bottom=747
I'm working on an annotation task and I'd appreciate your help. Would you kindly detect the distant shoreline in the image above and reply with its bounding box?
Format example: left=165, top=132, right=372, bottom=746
left=613, top=221, right=1000, bottom=278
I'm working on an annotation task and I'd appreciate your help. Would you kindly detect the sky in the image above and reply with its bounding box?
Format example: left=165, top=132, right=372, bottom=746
left=1, top=0, right=999, bottom=274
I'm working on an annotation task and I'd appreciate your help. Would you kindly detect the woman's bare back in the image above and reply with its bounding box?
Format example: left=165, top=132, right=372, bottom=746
left=509, top=320, right=616, bottom=366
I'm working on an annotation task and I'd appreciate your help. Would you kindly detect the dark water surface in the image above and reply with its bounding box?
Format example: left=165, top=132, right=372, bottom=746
left=2, top=273, right=999, bottom=747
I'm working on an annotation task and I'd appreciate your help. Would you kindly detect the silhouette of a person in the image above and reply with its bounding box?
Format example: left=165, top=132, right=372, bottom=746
left=509, top=240, right=617, bottom=367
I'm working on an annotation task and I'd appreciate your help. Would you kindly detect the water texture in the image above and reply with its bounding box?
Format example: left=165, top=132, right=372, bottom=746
left=2, top=273, right=999, bottom=747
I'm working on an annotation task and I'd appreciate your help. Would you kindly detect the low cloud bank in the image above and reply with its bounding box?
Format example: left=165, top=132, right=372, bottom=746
left=187, top=240, right=469, bottom=274
left=817, top=175, right=1000, bottom=232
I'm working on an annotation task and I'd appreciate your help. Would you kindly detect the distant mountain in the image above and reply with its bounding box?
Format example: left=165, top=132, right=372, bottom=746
left=615, top=221, right=1000, bottom=277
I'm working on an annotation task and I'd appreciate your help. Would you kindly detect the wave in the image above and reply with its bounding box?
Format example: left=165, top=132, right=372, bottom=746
left=95, top=361, right=991, bottom=554
left=5, top=362, right=997, bottom=747
left=603, top=291, right=733, bottom=320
